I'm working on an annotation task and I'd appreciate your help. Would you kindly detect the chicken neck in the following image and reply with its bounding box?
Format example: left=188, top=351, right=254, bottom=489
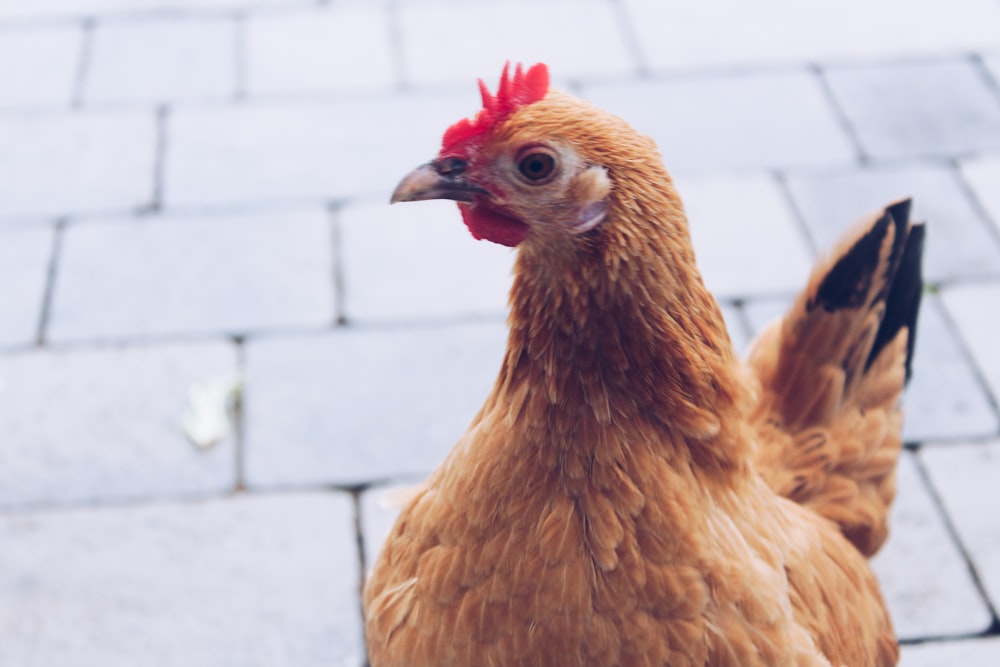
left=485, top=175, right=754, bottom=481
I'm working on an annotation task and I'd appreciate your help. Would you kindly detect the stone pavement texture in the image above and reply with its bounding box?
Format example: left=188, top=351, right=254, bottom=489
left=0, top=0, right=998, bottom=665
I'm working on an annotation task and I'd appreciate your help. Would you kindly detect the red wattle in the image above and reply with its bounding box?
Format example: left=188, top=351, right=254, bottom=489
left=459, top=203, right=529, bottom=248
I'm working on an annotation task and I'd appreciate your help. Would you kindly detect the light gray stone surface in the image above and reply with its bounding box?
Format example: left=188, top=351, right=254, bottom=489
left=339, top=199, right=513, bottom=323
left=901, top=637, right=1000, bottom=667
left=0, top=26, right=81, bottom=108
left=244, top=322, right=507, bottom=488
left=396, top=1, right=635, bottom=87
left=164, top=93, right=474, bottom=208
left=785, top=164, right=1000, bottom=281
left=960, top=155, right=1000, bottom=235
left=922, top=442, right=1000, bottom=624
left=49, top=208, right=335, bottom=342
left=871, top=453, right=993, bottom=638
left=0, top=341, right=237, bottom=509
left=824, top=60, right=1000, bottom=160
left=942, top=282, right=1000, bottom=404
left=679, top=174, right=813, bottom=298
left=623, top=0, right=1000, bottom=70
left=902, top=297, right=1000, bottom=442
left=0, top=111, right=156, bottom=222
left=985, top=53, right=1000, bottom=79
left=0, top=227, right=52, bottom=348
left=582, top=73, right=856, bottom=174
left=0, top=0, right=309, bottom=20
left=0, top=492, right=362, bottom=667
left=245, top=7, right=396, bottom=96
left=84, top=18, right=236, bottom=104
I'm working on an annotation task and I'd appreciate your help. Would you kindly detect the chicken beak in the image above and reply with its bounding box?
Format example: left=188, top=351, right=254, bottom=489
left=390, top=160, right=488, bottom=204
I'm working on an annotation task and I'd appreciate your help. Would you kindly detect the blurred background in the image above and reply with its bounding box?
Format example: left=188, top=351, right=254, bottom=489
left=0, top=0, right=999, bottom=665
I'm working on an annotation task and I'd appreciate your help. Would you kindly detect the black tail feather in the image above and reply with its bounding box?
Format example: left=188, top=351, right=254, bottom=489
left=866, top=215, right=925, bottom=384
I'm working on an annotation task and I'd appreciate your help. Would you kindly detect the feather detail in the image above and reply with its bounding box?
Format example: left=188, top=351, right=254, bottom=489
left=749, top=200, right=924, bottom=556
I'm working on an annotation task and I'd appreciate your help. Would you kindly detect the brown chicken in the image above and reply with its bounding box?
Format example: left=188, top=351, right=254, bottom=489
left=365, top=63, right=924, bottom=667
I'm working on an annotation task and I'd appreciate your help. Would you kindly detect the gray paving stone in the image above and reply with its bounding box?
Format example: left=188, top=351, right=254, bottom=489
left=340, top=199, right=513, bottom=323
left=901, top=638, right=1000, bottom=667
left=960, top=154, right=1000, bottom=235
left=786, top=164, right=1000, bottom=281
left=0, top=0, right=308, bottom=20
left=244, top=322, right=507, bottom=488
left=871, top=452, right=992, bottom=638
left=0, top=26, right=81, bottom=108
left=743, top=295, right=1000, bottom=443
left=0, top=341, right=237, bottom=509
left=678, top=174, right=813, bottom=298
left=84, top=18, right=236, bottom=104
left=582, top=73, right=856, bottom=174
left=941, top=281, right=1000, bottom=405
left=0, top=227, right=52, bottom=348
left=165, top=92, right=473, bottom=208
left=922, top=441, right=1000, bottom=619
left=0, top=111, right=155, bottom=221
left=623, top=0, right=1000, bottom=71
left=825, top=60, right=1000, bottom=160
left=984, top=54, right=1000, bottom=86
left=0, top=492, right=362, bottom=667
left=49, top=208, right=334, bottom=342
left=246, top=7, right=396, bottom=96
left=396, top=0, right=635, bottom=87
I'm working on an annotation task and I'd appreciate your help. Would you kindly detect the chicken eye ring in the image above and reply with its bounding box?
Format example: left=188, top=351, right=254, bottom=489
left=516, top=148, right=559, bottom=184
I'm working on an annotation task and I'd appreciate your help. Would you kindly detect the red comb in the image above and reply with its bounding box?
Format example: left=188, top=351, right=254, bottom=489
left=441, top=62, right=550, bottom=153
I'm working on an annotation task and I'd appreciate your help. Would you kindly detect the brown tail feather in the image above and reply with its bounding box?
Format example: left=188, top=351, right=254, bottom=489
left=747, top=199, right=924, bottom=557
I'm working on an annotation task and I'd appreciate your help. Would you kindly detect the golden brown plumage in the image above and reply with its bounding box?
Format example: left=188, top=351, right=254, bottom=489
left=365, top=64, right=922, bottom=667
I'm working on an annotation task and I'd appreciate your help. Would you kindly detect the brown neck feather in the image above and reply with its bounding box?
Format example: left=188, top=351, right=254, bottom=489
left=486, top=164, right=753, bottom=476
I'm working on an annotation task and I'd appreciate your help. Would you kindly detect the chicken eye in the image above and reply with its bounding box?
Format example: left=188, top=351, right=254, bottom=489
left=517, top=151, right=557, bottom=183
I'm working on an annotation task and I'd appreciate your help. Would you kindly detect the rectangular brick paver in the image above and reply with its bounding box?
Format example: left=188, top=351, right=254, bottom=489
left=871, top=453, right=993, bottom=638
left=0, top=341, right=237, bottom=509
left=397, top=0, right=636, bottom=87
left=0, top=492, right=362, bottom=667
left=901, top=636, right=1000, bottom=667
left=245, top=7, right=397, bottom=97
left=339, top=199, right=513, bottom=324
left=0, top=25, right=81, bottom=108
left=244, top=322, right=506, bottom=488
left=623, top=0, right=1000, bottom=71
left=785, top=164, right=1000, bottom=282
left=0, top=111, right=156, bottom=222
left=941, top=282, right=1000, bottom=404
left=922, top=442, right=1000, bottom=617
left=960, top=155, right=1000, bottom=234
left=0, top=0, right=309, bottom=21
left=49, top=208, right=335, bottom=342
left=84, top=17, right=237, bottom=105
left=825, top=60, right=1000, bottom=160
left=164, top=93, right=473, bottom=208
left=0, top=227, right=52, bottom=349
left=680, top=174, right=813, bottom=298
left=582, top=73, right=856, bottom=174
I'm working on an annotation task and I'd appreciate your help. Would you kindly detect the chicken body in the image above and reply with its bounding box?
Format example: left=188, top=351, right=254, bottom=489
left=365, top=65, right=920, bottom=667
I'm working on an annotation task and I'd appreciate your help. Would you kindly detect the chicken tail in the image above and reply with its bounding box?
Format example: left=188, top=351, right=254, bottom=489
left=747, top=199, right=924, bottom=557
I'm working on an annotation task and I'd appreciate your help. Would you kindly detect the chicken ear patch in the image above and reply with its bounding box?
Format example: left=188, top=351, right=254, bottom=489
left=441, top=62, right=550, bottom=155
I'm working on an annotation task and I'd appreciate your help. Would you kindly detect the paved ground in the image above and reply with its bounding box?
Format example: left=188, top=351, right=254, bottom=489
left=1, top=0, right=999, bottom=665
